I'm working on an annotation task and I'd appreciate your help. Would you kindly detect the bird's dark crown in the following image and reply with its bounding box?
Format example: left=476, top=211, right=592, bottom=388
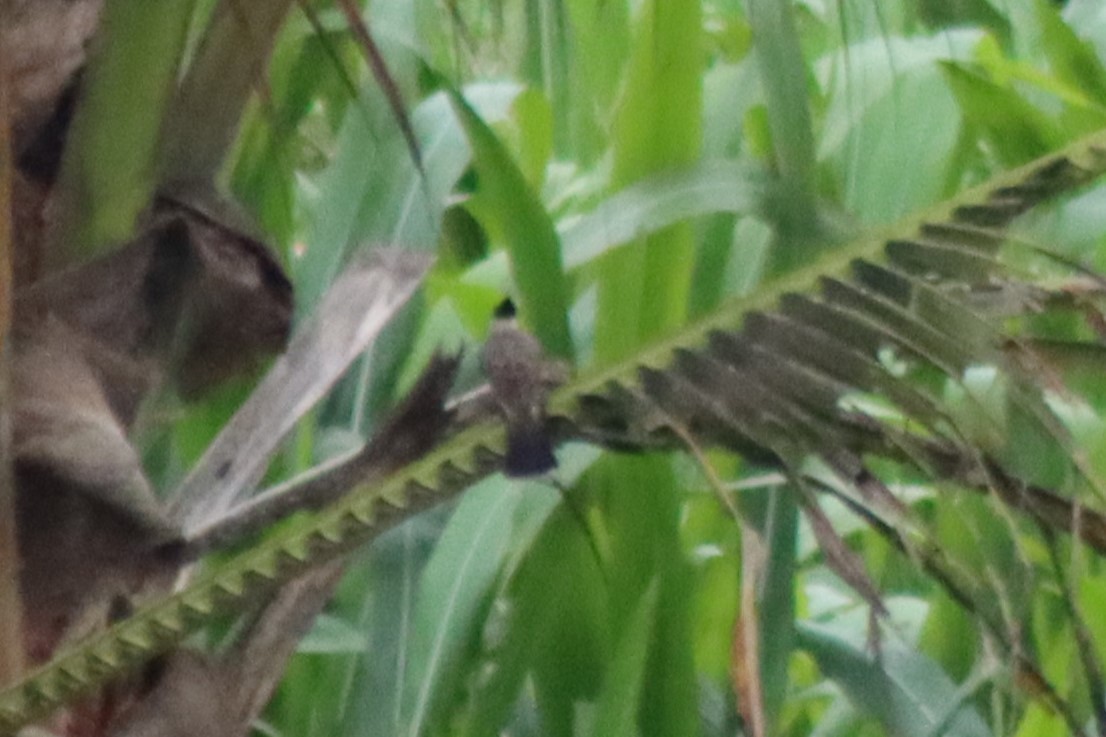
left=494, top=298, right=518, bottom=320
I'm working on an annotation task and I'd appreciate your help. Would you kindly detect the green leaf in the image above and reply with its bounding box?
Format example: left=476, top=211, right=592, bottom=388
left=460, top=498, right=608, bottom=737
left=817, top=29, right=982, bottom=158
left=743, top=486, right=799, bottom=731
left=323, top=513, right=448, bottom=737
left=588, top=581, right=660, bottom=737
left=590, top=455, right=700, bottom=737
left=528, top=510, right=613, bottom=737
left=596, top=0, right=704, bottom=363
left=563, top=0, right=631, bottom=163
left=297, top=613, right=368, bottom=654
left=448, top=86, right=573, bottom=359
left=296, top=83, right=520, bottom=310
left=230, top=24, right=358, bottom=253
left=55, top=0, right=196, bottom=254
left=942, top=62, right=1063, bottom=166
left=747, top=0, right=819, bottom=255
left=559, top=161, right=766, bottom=270
left=401, top=477, right=558, bottom=736
left=509, top=89, right=554, bottom=190
left=1037, top=0, right=1106, bottom=106
left=819, top=31, right=972, bottom=224
left=798, top=622, right=992, bottom=737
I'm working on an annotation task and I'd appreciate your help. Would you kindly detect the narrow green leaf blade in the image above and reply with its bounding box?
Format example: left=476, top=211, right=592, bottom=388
left=588, top=581, right=660, bottom=737
left=401, top=478, right=555, bottom=736
left=448, top=88, right=573, bottom=360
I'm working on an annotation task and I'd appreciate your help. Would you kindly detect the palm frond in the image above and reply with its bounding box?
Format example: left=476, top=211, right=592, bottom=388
left=4, top=122, right=1106, bottom=735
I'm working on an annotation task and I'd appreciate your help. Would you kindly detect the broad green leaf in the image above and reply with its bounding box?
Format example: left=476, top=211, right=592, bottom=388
left=1066, top=0, right=1106, bottom=62
left=816, top=30, right=977, bottom=223
left=831, top=69, right=963, bottom=224
left=1014, top=704, right=1071, bottom=737
left=559, top=161, right=766, bottom=270
left=798, top=622, right=992, bottom=737
left=1038, top=0, right=1106, bottom=106
left=460, top=495, right=608, bottom=737
left=918, top=591, right=981, bottom=685
left=703, top=58, right=761, bottom=158
left=747, top=0, right=814, bottom=178
left=509, top=89, right=554, bottom=191
left=527, top=507, right=613, bottom=737
left=400, top=477, right=557, bottom=736
left=563, top=0, right=631, bottom=163
left=816, top=30, right=983, bottom=158
left=683, top=491, right=740, bottom=683
left=942, top=62, right=1063, bottom=166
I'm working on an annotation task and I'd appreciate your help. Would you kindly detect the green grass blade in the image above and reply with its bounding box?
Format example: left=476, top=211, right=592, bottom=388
left=747, top=0, right=819, bottom=256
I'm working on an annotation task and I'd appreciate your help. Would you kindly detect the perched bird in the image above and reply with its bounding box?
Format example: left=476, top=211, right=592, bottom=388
left=482, top=298, right=559, bottom=476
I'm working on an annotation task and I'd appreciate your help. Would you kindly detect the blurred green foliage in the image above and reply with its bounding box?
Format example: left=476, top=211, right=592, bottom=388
left=67, top=0, right=1106, bottom=734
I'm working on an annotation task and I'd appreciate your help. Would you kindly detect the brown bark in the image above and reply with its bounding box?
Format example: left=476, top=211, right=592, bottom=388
left=0, top=7, right=27, bottom=685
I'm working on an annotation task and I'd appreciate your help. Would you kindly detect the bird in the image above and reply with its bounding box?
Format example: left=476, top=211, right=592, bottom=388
left=482, top=298, right=559, bottom=476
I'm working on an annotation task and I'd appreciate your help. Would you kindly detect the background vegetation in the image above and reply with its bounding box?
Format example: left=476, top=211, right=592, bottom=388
left=27, top=0, right=1106, bottom=735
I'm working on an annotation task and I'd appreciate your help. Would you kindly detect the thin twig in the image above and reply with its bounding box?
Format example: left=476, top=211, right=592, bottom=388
left=334, top=0, right=423, bottom=174
left=734, top=529, right=767, bottom=737
left=653, top=411, right=740, bottom=521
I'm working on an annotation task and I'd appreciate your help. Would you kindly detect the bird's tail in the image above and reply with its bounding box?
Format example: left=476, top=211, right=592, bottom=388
left=505, top=419, right=557, bottom=477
